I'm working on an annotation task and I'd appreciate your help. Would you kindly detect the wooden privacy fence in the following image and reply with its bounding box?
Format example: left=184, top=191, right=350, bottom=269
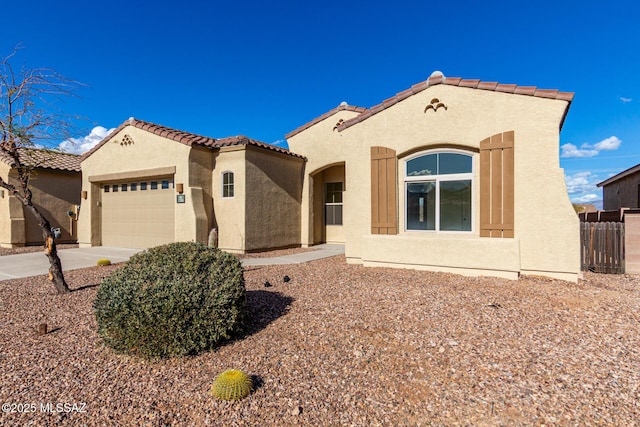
left=580, top=222, right=625, bottom=274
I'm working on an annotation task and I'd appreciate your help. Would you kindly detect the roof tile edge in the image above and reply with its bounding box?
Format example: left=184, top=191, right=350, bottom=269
left=333, top=77, right=575, bottom=132
left=284, top=104, right=368, bottom=139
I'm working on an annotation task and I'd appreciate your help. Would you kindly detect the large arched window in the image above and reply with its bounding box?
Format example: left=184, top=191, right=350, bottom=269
left=405, top=151, right=472, bottom=232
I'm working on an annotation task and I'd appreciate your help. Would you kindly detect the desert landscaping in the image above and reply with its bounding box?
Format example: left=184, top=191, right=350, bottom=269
left=1, top=254, right=639, bottom=426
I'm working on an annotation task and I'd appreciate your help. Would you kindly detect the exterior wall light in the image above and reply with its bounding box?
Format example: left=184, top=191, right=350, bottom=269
left=176, top=183, right=184, bottom=194
left=81, top=190, right=88, bottom=199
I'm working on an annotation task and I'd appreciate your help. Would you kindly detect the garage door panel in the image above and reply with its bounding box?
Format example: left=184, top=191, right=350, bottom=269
left=102, top=179, right=175, bottom=248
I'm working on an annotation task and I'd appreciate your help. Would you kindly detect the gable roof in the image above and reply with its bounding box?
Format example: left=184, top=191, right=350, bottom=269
left=0, top=147, right=81, bottom=172
left=597, top=163, right=640, bottom=187
left=285, top=103, right=367, bottom=139
left=287, top=74, right=575, bottom=138
left=82, top=118, right=306, bottom=161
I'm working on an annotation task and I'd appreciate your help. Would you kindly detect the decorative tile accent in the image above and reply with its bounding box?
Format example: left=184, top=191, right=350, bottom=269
left=424, top=98, right=448, bottom=113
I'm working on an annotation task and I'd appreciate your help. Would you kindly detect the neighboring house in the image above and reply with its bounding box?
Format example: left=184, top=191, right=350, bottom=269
left=286, top=74, right=579, bottom=282
left=78, top=118, right=305, bottom=252
left=597, top=163, right=640, bottom=210
left=0, top=148, right=81, bottom=247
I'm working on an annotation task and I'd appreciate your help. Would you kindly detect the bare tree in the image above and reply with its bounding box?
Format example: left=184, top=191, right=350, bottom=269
left=0, top=47, right=83, bottom=294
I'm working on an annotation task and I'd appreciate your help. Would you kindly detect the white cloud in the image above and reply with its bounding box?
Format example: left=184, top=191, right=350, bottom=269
left=619, top=97, right=632, bottom=103
left=572, top=194, right=600, bottom=203
left=561, top=143, right=598, bottom=158
left=58, top=126, right=115, bottom=154
left=593, top=136, right=621, bottom=151
left=561, top=136, right=621, bottom=158
left=565, top=171, right=596, bottom=194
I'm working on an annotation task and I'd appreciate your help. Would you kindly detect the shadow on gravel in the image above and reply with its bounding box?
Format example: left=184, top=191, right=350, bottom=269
left=241, top=290, right=294, bottom=337
left=72, top=283, right=100, bottom=292
left=250, top=374, right=265, bottom=392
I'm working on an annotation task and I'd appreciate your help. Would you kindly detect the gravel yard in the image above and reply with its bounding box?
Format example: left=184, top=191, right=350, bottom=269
left=1, top=256, right=639, bottom=426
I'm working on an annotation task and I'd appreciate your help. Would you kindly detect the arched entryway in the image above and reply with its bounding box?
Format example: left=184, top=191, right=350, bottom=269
left=311, top=163, right=345, bottom=244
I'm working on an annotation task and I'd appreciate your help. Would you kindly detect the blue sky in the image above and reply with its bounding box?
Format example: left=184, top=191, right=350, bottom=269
left=2, top=0, right=639, bottom=208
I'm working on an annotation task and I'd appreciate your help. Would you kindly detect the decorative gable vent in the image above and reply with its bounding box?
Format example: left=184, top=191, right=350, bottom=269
left=120, top=134, right=134, bottom=146
left=424, top=98, right=447, bottom=113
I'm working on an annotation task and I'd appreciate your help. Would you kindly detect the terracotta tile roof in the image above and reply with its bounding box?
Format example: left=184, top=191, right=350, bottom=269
left=285, top=103, right=368, bottom=139
left=215, top=135, right=306, bottom=160
left=335, top=75, right=574, bottom=131
left=0, top=147, right=81, bottom=172
left=82, top=118, right=305, bottom=161
left=286, top=76, right=574, bottom=137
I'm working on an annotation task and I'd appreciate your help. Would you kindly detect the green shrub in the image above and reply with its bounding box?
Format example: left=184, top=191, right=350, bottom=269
left=93, top=242, right=245, bottom=358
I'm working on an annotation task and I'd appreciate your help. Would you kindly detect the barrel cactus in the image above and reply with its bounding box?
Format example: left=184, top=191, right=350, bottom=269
left=211, top=369, right=252, bottom=400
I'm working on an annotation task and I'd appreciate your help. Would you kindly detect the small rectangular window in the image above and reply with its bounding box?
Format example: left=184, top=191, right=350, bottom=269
left=223, top=172, right=234, bottom=198
left=131, top=183, right=137, bottom=191
left=112, top=184, right=118, bottom=193
left=121, top=184, right=128, bottom=192
left=161, top=180, right=169, bottom=189
left=104, top=185, right=110, bottom=193
left=140, top=182, right=147, bottom=190
left=150, top=181, right=158, bottom=190
left=324, top=182, right=343, bottom=225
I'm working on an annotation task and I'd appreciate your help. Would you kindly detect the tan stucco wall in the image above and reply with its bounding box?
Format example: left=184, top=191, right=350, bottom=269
left=288, top=109, right=362, bottom=247
left=212, top=147, right=246, bottom=252
left=24, top=169, right=81, bottom=244
left=0, top=163, right=80, bottom=247
left=0, top=162, right=12, bottom=246
left=288, top=84, right=579, bottom=281
left=244, top=146, right=304, bottom=251
left=79, top=125, right=207, bottom=247
left=211, top=145, right=303, bottom=253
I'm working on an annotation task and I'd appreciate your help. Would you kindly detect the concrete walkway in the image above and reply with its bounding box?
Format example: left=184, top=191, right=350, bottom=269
left=0, top=244, right=345, bottom=281
left=240, top=244, right=345, bottom=266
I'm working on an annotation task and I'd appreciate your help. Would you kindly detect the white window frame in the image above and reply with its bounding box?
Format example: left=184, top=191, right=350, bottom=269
left=324, top=182, right=343, bottom=226
left=404, top=149, right=474, bottom=233
left=222, top=171, right=234, bottom=198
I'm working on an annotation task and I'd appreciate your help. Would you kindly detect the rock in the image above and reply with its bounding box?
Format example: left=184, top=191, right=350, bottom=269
left=292, top=406, right=302, bottom=416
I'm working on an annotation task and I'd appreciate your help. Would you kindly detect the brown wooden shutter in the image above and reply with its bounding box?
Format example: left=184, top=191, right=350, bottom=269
left=480, top=131, right=514, bottom=238
left=371, top=146, right=397, bottom=234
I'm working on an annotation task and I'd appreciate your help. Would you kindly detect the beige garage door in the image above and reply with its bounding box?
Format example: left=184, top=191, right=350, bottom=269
left=101, top=178, right=175, bottom=248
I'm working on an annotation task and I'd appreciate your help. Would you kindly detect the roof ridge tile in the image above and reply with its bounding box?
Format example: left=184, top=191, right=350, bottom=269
left=83, top=118, right=305, bottom=161
left=330, top=76, right=574, bottom=132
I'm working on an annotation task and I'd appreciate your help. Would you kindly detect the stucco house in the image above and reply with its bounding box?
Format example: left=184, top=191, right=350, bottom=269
left=0, top=148, right=81, bottom=247
left=78, top=73, right=579, bottom=282
left=597, top=163, right=640, bottom=210
left=78, top=118, right=305, bottom=252
left=286, top=73, right=579, bottom=282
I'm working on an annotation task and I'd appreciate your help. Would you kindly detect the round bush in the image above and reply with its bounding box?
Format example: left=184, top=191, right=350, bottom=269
left=94, top=242, right=245, bottom=358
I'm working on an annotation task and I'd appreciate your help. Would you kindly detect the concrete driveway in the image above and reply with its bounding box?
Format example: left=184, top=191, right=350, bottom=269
left=0, top=244, right=346, bottom=281
left=0, top=247, right=142, bottom=281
